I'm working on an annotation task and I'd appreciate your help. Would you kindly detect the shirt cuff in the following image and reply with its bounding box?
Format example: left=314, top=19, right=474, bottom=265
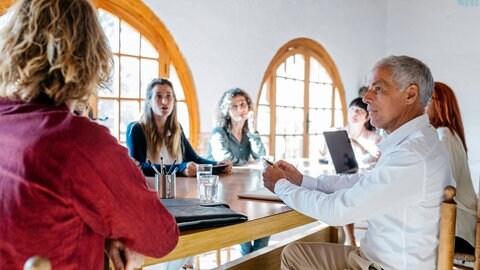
left=273, top=178, right=290, bottom=194
left=301, top=175, right=317, bottom=190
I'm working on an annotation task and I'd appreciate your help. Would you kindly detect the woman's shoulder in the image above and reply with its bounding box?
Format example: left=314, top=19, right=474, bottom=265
left=211, top=126, right=228, bottom=134
left=127, top=121, right=145, bottom=136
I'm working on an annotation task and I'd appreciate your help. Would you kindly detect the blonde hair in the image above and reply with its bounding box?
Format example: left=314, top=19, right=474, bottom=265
left=140, top=78, right=183, bottom=162
left=0, top=0, right=112, bottom=105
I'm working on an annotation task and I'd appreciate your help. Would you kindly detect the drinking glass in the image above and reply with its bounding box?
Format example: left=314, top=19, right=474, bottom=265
left=197, top=175, right=219, bottom=202
left=196, top=164, right=213, bottom=182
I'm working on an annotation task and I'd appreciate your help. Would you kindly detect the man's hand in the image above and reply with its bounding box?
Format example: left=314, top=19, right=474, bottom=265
left=275, top=160, right=303, bottom=186
left=262, top=162, right=287, bottom=192
left=106, top=239, right=144, bottom=270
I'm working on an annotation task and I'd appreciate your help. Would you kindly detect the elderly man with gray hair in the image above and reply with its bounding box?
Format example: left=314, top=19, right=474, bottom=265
left=263, top=55, right=454, bottom=270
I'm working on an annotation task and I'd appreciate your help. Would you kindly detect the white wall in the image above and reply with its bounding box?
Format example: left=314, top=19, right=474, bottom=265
left=143, top=0, right=478, bottom=186
left=144, top=0, right=387, bottom=130
left=386, top=0, right=480, bottom=190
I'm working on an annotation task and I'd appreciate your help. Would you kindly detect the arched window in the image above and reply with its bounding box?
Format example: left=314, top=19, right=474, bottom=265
left=257, top=38, right=347, bottom=160
left=0, top=0, right=199, bottom=146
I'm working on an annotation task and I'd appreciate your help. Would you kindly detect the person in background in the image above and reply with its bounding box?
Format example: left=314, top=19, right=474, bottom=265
left=126, top=78, right=232, bottom=270
left=207, top=88, right=266, bottom=165
left=426, top=81, right=476, bottom=254
left=207, top=88, right=269, bottom=255
left=126, top=78, right=232, bottom=178
left=0, top=0, right=178, bottom=269
left=358, top=85, right=369, bottom=97
left=346, top=97, right=381, bottom=168
left=263, top=55, right=454, bottom=269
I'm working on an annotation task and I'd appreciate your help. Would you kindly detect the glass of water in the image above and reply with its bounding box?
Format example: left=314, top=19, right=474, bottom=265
left=196, top=164, right=212, bottom=180
left=197, top=175, right=219, bottom=202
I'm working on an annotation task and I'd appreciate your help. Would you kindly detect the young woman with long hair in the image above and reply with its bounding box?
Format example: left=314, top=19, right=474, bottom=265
left=126, top=78, right=232, bottom=177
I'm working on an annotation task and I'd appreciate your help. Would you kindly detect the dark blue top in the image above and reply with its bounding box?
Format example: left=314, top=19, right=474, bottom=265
left=126, top=122, right=217, bottom=176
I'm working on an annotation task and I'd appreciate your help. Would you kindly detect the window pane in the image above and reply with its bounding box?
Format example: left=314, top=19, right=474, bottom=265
left=98, top=99, right=119, bottom=138
left=308, top=108, right=332, bottom=134
left=177, top=101, right=190, bottom=138
left=276, top=107, right=303, bottom=134
left=257, top=104, right=270, bottom=135
left=275, top=135, right=302, bottom=160
left=120, top=21, right=140, bottom=55
left=276, top=77, right=304, bottom=107
left=259, top=83, right=269, bottom=105
left=309, top=82, right=333, bottom=108
left=169, top=65, right=185, bottom=101
left=141, top=36, right=159, bottom=58
left=120, top=56, right=140, bottom=98
left=310, top=57, right=332, bottom=84
left=100, top=55, right=120, bottom=98
left=277, top=54, right=304, bottom=80
left=119, top=100, right=141, bottom=142
left=140, top=59, right=159, bottom=99
left=98, top=10, right=119, bottom=53
left=309, top=134, right=324, bottom=160
left=334, top=108, right=344, bottom=128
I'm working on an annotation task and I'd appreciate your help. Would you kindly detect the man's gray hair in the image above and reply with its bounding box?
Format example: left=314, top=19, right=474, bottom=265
left=373, top=55, right=434, bottom=107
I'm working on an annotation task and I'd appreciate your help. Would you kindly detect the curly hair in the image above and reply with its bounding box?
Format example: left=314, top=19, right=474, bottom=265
left=0, top=0, right=112, bottom=106
left=215, top=88, right=252, bottom=133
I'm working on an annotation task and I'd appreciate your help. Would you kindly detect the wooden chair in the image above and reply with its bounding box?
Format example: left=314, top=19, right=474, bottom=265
left=453, top=196, right=480, bottom=270
left=438, top=185, right=457, bottom=270
left=24, top=256, right=52, bottom=270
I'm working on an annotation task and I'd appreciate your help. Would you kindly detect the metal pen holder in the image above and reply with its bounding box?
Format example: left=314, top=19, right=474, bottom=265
left=155, top=173, right=176, bottom=199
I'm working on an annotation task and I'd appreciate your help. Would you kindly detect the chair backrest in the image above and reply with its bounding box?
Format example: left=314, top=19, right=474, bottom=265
left=24, top=256, right=52, bottom=270
left=438, top=185, right=457, bottom=270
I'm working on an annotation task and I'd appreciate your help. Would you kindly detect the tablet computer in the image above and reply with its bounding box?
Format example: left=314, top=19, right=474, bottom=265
left=323, top=130, right=359, bottom=174
left=212, top=164, right=228, bottom=174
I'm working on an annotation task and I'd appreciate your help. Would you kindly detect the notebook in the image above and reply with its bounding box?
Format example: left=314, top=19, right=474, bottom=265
left=323, top=130, right=359, bottom=174
left=237, top=187, right=283, bottom=202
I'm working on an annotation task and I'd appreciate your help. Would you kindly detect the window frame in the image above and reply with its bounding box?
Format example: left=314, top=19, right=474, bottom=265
left=257, top=38, right=347, bottom=158
left=0, top=0, right=200, bottom=147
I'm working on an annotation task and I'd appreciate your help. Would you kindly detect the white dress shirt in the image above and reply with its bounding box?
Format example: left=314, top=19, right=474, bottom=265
left=437, top=127, right=476, bottom=247
left=274, top=115, right=455, bottom=270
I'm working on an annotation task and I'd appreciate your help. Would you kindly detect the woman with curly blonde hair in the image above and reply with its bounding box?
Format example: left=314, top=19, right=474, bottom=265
left=0, top=0, right=178, bottom=269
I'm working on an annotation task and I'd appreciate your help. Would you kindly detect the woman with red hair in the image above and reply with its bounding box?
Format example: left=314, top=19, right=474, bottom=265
left=426, top=82, right=476, bottom=253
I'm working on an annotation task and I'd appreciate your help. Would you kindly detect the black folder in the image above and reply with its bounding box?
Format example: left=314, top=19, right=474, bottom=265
left=161, top=198, right=248, bottom=231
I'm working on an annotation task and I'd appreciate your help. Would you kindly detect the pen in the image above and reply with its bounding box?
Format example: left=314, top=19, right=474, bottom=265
left=147, top=160, right=162, bottom=175
left=263, top=158, right=274, bottom=166
left=167, top=159, right=177, bottom=175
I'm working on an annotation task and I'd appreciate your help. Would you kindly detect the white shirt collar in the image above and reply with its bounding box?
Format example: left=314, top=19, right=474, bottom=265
left=377, top=114, right=430, bottom=153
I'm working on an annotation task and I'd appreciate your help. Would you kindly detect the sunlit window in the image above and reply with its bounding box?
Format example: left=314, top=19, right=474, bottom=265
left=257, top=39, right=346, bottom=160
left=0, top=2, right=197, bottom=146
left=97, top=10, right=189, bottom=143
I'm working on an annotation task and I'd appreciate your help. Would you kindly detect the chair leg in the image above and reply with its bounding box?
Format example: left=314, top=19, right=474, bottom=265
left=226, top=247, right=231, bottom=262
left=195, top=255, right=200, bottom=269
left=215, top=249, right=221, bottom=266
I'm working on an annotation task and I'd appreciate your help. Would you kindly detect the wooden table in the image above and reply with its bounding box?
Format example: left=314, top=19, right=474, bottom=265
left=142, top=164, right=319, bottom=267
